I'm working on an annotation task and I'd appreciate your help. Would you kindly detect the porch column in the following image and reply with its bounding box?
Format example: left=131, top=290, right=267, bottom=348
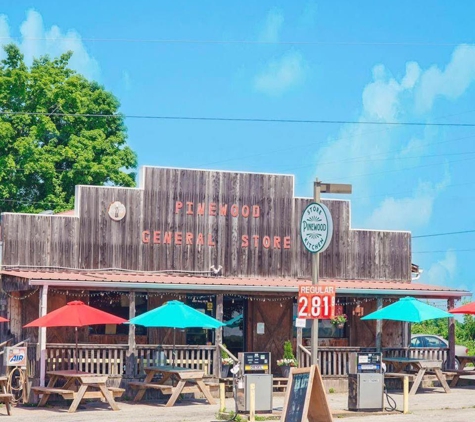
left=126, top=291, right=137, bottom=377
left=375, top=297, right=383, bottom=352
left=39, top=284, right=48, bottom=387
left=215, top=294, right=224, bottom=378
left=447, top=298, right=456, bottom=370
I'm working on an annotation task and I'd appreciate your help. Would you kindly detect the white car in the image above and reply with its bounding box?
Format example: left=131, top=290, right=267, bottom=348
left=410, top=334, right=469, bottom=370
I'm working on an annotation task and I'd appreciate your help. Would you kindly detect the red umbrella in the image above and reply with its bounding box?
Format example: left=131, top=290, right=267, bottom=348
left=0, top=317, right=9, bottom=322
left=449, top=302, right=475, bottom=315
left=24, top=301, right=127, bottom=371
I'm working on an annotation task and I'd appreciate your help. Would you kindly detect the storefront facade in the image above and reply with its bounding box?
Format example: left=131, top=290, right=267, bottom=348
left=0, top=166, right=469, bottom=381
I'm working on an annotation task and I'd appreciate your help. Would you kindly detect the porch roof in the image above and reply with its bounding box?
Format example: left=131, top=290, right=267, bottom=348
left=0, top=269, right=470, bottom=299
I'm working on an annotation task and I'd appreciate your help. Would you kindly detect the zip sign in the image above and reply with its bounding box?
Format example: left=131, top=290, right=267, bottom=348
left=298, top=285, right=335, bottom=320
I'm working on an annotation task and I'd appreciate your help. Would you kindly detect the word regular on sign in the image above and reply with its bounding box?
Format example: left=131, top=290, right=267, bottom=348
left=297, top=285, right=335, bottom=320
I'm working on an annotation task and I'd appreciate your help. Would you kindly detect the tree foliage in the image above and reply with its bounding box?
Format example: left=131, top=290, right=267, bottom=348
left=412, top=314, right=475, bottom=355
left=0, top=44, right=137, bottom=213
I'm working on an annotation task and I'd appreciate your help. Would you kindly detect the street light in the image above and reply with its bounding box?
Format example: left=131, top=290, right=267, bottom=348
left=310, top=179, right=352, bottom=366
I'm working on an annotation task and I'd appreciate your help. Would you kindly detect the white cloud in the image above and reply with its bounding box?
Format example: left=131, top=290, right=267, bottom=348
left=0, top=14, right=12, bottom=60
left=424, top=250, right=457, bottom=287
left=0, top=9, right=99, bottom=80
left=259, top=8, right=284, bottom=43
left=254, top=51, right=306, bottom=96
left=364, top=173, right=449, bottom=230
left=415, top=45, right=475, bottom=113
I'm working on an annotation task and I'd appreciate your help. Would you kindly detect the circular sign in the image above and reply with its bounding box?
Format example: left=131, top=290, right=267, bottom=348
left=108, top=201, right=126, bottom=221
left=300, top=202, right=333, bottom=253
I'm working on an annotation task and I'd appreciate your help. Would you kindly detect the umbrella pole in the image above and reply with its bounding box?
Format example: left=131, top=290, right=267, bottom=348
left=75, top=327, right=78, bottom=372
left=173, top=328, right=176, bottom=368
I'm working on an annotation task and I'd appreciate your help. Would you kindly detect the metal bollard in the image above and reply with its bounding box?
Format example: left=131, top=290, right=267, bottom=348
left=219, top=383, right=226, bottom=413
left=249, top=383, right=256, bottom=422
left=403, top=376, right=409, bottom=414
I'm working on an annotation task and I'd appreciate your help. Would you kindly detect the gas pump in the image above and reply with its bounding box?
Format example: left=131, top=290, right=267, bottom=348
left=235, top=352, right=273, bottom=413
left=348, top=351, right=384, bottom=411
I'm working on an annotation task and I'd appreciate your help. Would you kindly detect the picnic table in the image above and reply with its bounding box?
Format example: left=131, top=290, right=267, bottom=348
left=0, top=376, right=13, bottom=415
left=32, top=370, right=124, bottom=413
left=383, top=357, right=451, bottom=395
left=129, top=365, right=216, bottom=407
left=444, top=355, right=475, bottom=387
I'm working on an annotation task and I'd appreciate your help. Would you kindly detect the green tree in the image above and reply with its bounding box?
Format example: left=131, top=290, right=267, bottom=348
left=0, top=44, right=137, bottom=213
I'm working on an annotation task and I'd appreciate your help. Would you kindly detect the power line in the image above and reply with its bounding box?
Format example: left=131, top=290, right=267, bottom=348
left=0, top=36, right=472, bottom=47
left=2, top=111, right=475, bottom=127
left=413, top=248, right=475, bottom=254
left=413, top=229, right=475, bottom=239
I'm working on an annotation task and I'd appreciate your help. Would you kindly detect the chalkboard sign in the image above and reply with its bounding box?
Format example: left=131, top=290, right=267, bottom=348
left=281, top=365, right=333, bottom=422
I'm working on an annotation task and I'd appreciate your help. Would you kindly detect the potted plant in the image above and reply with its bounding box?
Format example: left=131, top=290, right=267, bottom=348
left=221, top=345, right=234, bottom=378
left=277, top=340, right=298, bottom=377
left=331, top=314, right=347, bottom=329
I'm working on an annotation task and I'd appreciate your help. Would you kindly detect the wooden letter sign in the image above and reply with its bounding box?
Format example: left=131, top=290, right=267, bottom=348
left=281, top=365, right=333, bottom=422
left=298, top=285, right=335, bottom=320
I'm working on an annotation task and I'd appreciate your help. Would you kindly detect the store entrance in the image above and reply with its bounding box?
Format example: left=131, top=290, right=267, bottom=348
left=223, top=297, right=246, bottom=358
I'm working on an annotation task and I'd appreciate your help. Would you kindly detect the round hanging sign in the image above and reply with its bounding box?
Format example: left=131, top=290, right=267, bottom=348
left=108, top=201, right=126, bottom=221
left=300, top=202, right=333, bottom=253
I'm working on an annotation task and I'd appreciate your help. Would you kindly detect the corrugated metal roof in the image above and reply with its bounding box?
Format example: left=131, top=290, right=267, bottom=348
left=0, top=269, right=470, bottom=299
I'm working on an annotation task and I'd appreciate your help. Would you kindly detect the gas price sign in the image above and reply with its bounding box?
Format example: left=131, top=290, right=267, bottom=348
left=298, top=285, right=335, bottom=320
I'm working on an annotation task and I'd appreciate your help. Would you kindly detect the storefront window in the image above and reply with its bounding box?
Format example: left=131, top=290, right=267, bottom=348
left=185, top=296, right=216, bottom=345
left=89, top=292, right=147, bottom=335
left=292, top=303, right=346, bottom=339
left=223, top=297, right=245, bottom=357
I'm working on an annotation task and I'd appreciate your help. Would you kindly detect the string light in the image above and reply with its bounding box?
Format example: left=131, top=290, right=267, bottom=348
left=1, top=288, right=39, bottom=300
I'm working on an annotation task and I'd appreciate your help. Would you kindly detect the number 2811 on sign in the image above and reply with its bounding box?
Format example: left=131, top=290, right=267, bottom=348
left=298, top=285, right=336, bottom=319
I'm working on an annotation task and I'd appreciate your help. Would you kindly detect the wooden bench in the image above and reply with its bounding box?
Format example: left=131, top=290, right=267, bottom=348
left=129, top=382, right=174, bottom=395
left=32, top=386, right=125, bottom=400
left=0, top=393, right=13, bottom=416
left=384, top=373, right=416, bottom=380
left=442, top=370, right=475, bottom=387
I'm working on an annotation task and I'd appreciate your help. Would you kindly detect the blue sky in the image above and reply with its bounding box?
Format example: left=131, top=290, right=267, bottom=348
left=1, top=2, right=475, bottom=296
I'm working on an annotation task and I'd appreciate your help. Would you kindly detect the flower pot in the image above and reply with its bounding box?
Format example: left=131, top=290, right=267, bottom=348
left=280, top=365, right=291, bottom=378
left=221, top=365, right=230, bottom=378
left=337, top=323, right=345, bottom=329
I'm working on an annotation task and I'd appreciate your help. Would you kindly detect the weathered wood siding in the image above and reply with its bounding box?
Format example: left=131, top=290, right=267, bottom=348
left=1, top=167, right=411, bottom=281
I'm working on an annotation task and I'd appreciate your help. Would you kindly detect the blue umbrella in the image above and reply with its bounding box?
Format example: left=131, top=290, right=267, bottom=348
left=224, top=313, right=243, bottom=328
left=129, top=300, right=225, bottom=366
left=361, top=297, right=453, bottom=323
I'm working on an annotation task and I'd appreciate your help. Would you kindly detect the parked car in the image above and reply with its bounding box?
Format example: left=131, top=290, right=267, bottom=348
left=410, top=334, right=469, bottom=370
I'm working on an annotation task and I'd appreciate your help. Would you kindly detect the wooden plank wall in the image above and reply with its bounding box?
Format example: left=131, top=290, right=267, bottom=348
left=0, top=167, right=411, bottom=281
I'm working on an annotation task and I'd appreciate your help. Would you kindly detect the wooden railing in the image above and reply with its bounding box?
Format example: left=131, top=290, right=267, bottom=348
left=33, top=344, right=449, bottom=379
left=298, top=346, right=360, bottom=376
left=43, top=344, right=217, bottom=377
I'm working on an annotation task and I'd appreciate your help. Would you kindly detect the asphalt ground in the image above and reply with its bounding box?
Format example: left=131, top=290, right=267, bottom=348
left=3, top=384, right=475, bottom=421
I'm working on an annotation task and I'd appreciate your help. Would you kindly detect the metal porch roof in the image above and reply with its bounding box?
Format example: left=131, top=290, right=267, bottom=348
left=0, top=269, right=470, bottom=299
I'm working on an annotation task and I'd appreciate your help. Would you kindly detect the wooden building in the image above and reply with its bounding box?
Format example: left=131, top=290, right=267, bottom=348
left=0, top=166, right=469, bottom=385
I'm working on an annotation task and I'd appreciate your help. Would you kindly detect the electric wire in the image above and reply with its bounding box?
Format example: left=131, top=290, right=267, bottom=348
left=2, top=111, right=475, bottom=127
left=413, top=229, right=475, bottom=238
left=1, top=36, right=472, bottom=47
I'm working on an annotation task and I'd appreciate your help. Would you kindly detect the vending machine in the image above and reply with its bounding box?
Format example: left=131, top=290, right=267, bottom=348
left=236, top=352, right=273, bottom=413
left=348, top=351, right=384, bottom=411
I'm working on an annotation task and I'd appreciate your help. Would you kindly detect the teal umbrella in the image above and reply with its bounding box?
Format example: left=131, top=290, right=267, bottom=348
left=129, top=300, right=225, bottom=366
left=361, top=297, right=453, bottom=323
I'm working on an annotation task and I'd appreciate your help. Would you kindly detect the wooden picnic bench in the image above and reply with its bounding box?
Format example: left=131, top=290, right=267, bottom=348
left=32, top=371, right=123, bottom=412
left=0, top=376, right=13, bottom=416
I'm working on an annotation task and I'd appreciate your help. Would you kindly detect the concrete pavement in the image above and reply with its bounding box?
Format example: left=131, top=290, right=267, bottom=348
left=3, top=384, right=475, bottom=421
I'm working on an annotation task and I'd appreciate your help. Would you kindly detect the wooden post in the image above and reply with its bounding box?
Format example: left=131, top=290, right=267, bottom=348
left=215, top=294, right=224, bottom=378
left=249, top=383, right=256, bottom=422
left=126, top=291, right=137, bottom=377
left=375, top=297, right=383, bottom=351
left=219, top=382, right=226, bottom=413
left=403, top=375, right=409, bottom=414
left=448, top=298, right=456, bottom=370
left=39, top=284, right=48, bottom=387
left=297, top=327, right=303, bottom=365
